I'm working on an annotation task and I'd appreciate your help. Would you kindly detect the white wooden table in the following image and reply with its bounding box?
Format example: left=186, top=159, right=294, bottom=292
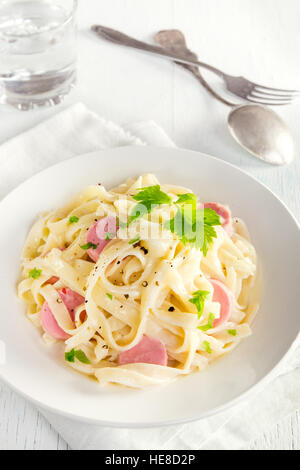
left=0, top=0, right=299, bottom=450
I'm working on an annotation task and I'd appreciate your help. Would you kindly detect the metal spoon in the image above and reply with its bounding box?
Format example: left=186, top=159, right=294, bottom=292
left=154, top=30, right=295, bottom=166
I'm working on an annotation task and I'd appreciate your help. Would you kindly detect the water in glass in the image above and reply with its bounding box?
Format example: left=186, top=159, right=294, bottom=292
left=0, top=0, right=77, bottom=110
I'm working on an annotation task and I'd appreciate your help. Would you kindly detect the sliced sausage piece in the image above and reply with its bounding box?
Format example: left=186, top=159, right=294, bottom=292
left=46, top=276, right=59, bottom=285
left=211, top=279, right=234, bottom=328
left=58, top=288, right=85, bottom=317
left=40, top=302, right=70, bottom=341
left=86, top=216, right=118, bottom=262
left=204, top=203, right=233, bottom=237
left=118, top=335, right=168, bottom=366
left=40, top=288, right=85, bottom=340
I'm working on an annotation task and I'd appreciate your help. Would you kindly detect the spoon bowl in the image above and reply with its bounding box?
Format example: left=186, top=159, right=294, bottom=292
left=228, top=104, right=295, bottom=165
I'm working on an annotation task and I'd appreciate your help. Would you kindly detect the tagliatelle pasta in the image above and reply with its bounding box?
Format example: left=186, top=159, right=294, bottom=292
left=18, top=174, right=259, bottom=389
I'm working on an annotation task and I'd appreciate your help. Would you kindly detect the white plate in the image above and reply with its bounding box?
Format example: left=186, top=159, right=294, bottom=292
left=0, top=146, right=299, bottom=427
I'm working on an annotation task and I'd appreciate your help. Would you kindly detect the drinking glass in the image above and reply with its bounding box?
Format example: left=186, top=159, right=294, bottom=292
left=0, top=0, right=77, bottom=110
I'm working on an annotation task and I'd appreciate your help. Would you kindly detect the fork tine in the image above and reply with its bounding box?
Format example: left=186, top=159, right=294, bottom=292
left=249, top=91, right=297, bottom=102
left=253, top=84, right=300, bottom=95
left=247, top=97, right=293, bottom=106
left=252, top=88, right=300, bottom=99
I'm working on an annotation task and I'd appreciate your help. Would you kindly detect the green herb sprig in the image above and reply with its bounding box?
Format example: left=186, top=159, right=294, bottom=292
left=129, top=235, right=141, bottom=245
left=80, top=242, right=98, bottom=250
left=105, top=232, right=116, bottom=241
left=65, top=349, right=91, bottom=364
left=199, top=313, right=215, bottom=332
left=165, top=193, right=222, bottom=256
left=128, top=187, right=222, bottom=256
left=130, top=185, right=172, bottom=223
left=202, top=341, right=212, bottom=354
left=28, top=268, right=42, bottom=279
left=228, top=329, right=237, bottom=337
left=189, top=290, right=210, bottom=318
left=69, top=215, right=79, bottom=224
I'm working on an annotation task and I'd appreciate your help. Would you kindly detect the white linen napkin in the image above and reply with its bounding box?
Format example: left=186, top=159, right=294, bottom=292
left=0, top=103, right=299, bottom=450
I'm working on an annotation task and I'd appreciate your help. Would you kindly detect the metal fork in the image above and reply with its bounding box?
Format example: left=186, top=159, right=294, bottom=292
left=92, top=25, right=300, bottom=106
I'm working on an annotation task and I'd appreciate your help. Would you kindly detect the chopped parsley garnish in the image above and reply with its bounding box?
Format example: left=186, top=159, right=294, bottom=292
left=127, top=187, right=221, bottom=255
left=129, top=234, right=141, bottom=245
left=165, top=193, right=221, bottom=256
left=65, top=349, right=75, bottom=362
left=117, top=216, right=129, bottom=229
left=130, top=185, right=172, bottom=223
left=69, top=215, right=79, bottom=224
left=228, top=329, right=237, bottom=337
left=199, top=313, right=215, bottom=331
left=28, top=268, right=42, bottom=279
left=105, top=232, right=115, bottom=241
left=65, top=349, right=91, bottom=364
left=202, top=341, right=212, bottom=354
left=176, top=193, right=198, bottom=206
left=106, top=293, right=113, bottom=300
left=189, top=290, right=210, bottom=318
left=202, top=207, right=222, bottom=226
left=80, top=242, right=98, bottom=250
left=73, top=350, right=91, bottom=364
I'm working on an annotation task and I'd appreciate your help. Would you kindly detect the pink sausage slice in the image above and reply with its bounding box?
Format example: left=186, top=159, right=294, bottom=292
left=40, top=302, right=70, bottom=341
left=40, top=288, right=85, bottom=340
left=58, top=288, right=85, bottom=316
left=46, top=276, right=59, bottom=285
left=211, top=280, right=234, bottom=328
left=204, top=203, right=233, bottom=236
left=118, top=335, right=168, bottom=366
left=86, top=216, right=118, bottom=262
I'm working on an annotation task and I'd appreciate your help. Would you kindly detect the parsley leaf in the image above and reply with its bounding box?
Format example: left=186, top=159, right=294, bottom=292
left=74, top=350, right=91, bottom=364
left=201, top=208, right=222, bottom=227
left=129, top=234, right=141, bottom=245
left=228, top=329, right=237, bottom=337
left=202, top=341, right=212, bottom=354
left=28, top=268, right=42, bottom=279
left=69, top=215, right=79, bottom=224
left=65, top=349, right=91, bottom=364
left=130, top=185, right=172, bottom=223
left=199, top=313, right=215, bottom=331
left=165, top=195, right=221, bottom=255
left=80, top=242, right=98, bottom=250
left=189, top=290, right=210, bottom=318
left=202, top=223, right=218, bottom=257
left=106, top=293, right=113, bottom=300
left=65, top=349, right=75, bottom=363
left=116, top=216, right=128, bottom=229
left=165, top=204, right=203, bottom=249
left=105, top=232, right=116, bottom=241
left=176, top=193, right=198, bottom=206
